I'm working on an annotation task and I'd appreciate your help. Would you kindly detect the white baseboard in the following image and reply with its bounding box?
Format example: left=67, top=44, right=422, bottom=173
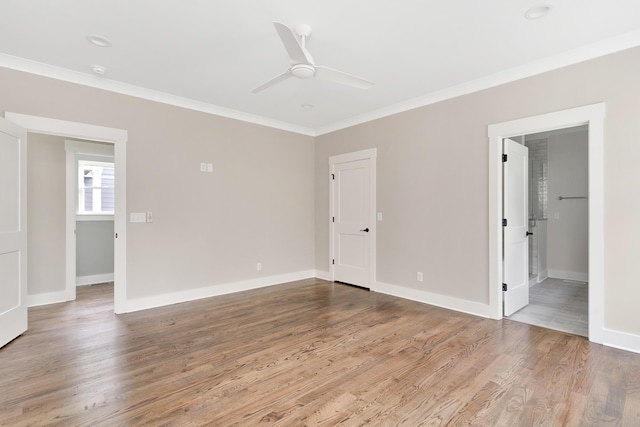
left=125, top=270, right=315, bottom=313
left=28, top=289, right=73, bottom=307
left=537, top=270, right=549, bottom=282
left=603, top=328, right=640, bottom=354
left=548, top=269, right=588, bottom=282
left=373, top=281, right=493, bottom=319
left=314, top=270, right=331, bottom=281
left=76, top=273, right=114, bottom=286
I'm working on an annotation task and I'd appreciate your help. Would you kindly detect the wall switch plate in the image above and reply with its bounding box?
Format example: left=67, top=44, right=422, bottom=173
left=257, top=262, right=262, bottom=271
left=207, top=163, right=213, bottom=173
left=200, top=162, right=207, bottom=172
left=130, top=212, right=146, bottom=223
left=417, top=272, right=423, bottom=282
left=146, top=211, right=153, bottom=223
left=377, top=212, right=383, bottom=221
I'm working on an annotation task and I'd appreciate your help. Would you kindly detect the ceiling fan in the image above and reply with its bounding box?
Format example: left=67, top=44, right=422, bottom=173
left=252, top=22, right=375, bottom=93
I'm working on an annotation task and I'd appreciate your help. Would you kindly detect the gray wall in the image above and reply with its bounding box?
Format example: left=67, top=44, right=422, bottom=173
left=27, top=133, right=65, bottom=295
left=547, top=130, right=589, bottom=281
left=76, top=220, right=114, bottom=278
left=0, top=66, right=316, bottom=302
left=315, top=47, right=640, bottom=336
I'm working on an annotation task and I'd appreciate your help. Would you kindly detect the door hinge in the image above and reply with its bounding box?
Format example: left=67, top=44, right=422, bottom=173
left=502, top=218, right=507, bottom=227
left=502, top=283, right=507, bottom=291
left=502, top=154, right=508, bottom=162
left=332, top=259, right=335, bottom=265
left=115, top=233, right=118, bottom=238
left=331, top=173, right=335, bottom=180
left=332, top=217, right=335, bottom=223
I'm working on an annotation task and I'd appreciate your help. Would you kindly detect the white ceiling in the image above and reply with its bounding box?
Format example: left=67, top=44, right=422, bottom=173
left=2, top=1, right=640, bottom=136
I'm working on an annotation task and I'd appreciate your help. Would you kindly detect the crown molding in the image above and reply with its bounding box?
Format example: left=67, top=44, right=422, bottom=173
left=315, top=28, right=640, bottom=136
left=0, top=53, right=316, bottom=137
left=2, top=27, right=640, bottom=138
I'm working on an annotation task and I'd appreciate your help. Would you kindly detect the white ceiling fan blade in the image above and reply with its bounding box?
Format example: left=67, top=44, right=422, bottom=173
left=273, top=22, right=310, bottom=64
left=314, top=66, right=375, bottom=90
left=251, top=70, right=292, bottom=93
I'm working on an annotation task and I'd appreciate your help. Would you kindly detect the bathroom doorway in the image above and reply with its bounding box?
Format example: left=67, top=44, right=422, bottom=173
left=509, top=125, right=589, bottom=336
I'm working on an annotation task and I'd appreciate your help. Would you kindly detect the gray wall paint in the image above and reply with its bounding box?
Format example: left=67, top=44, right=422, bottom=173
left=27, top=133, right=66, bottom=295
left=0, top=66, right=316, bottom=301
left=315, top=47, right=640, bottom=336
left=76, top=220, right=114, bottom=277
left=547, top=130, right=589, bottom=280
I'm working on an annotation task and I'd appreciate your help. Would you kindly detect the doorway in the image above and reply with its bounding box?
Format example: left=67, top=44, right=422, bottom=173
left=488, top=103, right=605, bottom=344
left=5, top=112, right=128, bottom=314
left=507, top=126, right=589, bottom=336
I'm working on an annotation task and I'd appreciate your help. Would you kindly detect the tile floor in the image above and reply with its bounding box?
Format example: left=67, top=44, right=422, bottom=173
left=507, top=277, right=589, bottom=337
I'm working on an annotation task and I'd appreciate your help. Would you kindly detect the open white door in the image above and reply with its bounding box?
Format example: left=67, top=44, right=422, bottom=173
left=503, top=138, right=529, bottom=316
left=331, top=157, right=373, bottom=288
left=0, top=117, right=27, bottom=348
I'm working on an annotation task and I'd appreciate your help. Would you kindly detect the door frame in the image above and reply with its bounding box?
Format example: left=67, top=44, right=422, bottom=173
left=488, top=103, right=605, bottom=343
left=329, top=148, right=377, bottom=288
left=5, top=112, right=128, bottom=314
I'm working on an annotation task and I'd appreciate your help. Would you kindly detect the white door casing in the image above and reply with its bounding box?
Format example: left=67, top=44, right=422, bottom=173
left=488, top=103, right=605, bottom=344
left=503, top=138, right=529, bottom=316
left=5, top=113, right=128, bottom=314
left=0, top=117, right=27, bottom=348
left=330, top=149, right=376, bottom=288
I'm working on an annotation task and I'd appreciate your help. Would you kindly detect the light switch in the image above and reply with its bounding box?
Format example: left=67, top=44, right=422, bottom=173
left=377, top=212, right=383, bottom=221
left=200, top=162, right=207, bottom=172
left=207, top=163, right=213, bottom=173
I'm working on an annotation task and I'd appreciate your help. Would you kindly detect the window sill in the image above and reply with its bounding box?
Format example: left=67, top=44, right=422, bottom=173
left=76, top=214, right=114, bottom=222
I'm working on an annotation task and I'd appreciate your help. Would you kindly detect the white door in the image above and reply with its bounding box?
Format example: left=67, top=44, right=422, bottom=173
left=503, top=138, right=529, bottom=316
left=0, top=118, right=27, bottom=348
left=332, top=158, right=372, bottom=288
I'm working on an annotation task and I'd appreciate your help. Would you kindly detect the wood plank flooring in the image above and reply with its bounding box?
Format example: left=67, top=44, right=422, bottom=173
left=1, top=279, right=639, bottom=426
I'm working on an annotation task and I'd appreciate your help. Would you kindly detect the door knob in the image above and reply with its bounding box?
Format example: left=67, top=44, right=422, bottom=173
left=360, top=228, right=369, bottom=232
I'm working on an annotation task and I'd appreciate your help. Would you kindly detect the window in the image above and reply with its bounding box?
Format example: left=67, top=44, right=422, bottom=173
left=78, top=160, right=115, bottom=214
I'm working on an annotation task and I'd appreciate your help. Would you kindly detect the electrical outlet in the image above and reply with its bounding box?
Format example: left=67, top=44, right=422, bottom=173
left=257, top=262, right=262, bottom=271
left=417, top=272, right=423, bottom=282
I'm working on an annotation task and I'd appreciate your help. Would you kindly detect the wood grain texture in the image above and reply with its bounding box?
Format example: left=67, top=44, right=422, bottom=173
left=1, top=279, right=639, bottom=426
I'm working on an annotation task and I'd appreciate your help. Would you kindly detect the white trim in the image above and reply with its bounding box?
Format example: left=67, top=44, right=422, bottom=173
left=315, top=29, right=640, bottom=136
left=125, top=270, right=315, bottom=313
left=488, top=103, right=606, bottom=344
left=5, top=112, right=128, bottom=314
left=374, top=281, right=493, bottom=319
left=27, top=290, right=72, bottom=308
left=76, top=215, right=114, bottom=222
left=3, top=30, right=638, bottom=138
left=76, top=273, right=114, bottom=286
left=314, top=270, right=332, bottom=281
left=603, top=328, right=640, bottom=355
left=0, top=53, right=316, bottom=137
left=329, top=149, right=377, bottom=288
left=547, top=270, right=589, bottom=283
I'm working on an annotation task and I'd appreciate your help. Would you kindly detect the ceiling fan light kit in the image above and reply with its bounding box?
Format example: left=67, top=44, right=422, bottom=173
left=252, top=22, right=375, bottom=93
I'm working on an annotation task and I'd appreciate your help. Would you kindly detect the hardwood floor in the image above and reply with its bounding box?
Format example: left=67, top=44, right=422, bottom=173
left=1, top=279, right=639, bottom=426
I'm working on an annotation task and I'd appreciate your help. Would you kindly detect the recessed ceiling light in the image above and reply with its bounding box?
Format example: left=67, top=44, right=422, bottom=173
left=91, top=64, right=107, bottom=75
left=86, top=35, right=112, bottom=47
left=524, top=4, right=552, bottom=20
left=301, top=104, right=314, bottom=109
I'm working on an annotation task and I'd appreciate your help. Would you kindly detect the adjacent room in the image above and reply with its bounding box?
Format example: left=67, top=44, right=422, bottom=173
left=1, top=1, right=640, bottom=425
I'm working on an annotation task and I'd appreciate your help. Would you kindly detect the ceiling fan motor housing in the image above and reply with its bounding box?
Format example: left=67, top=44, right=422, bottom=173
left=291, top=63, right=315, bottom=79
